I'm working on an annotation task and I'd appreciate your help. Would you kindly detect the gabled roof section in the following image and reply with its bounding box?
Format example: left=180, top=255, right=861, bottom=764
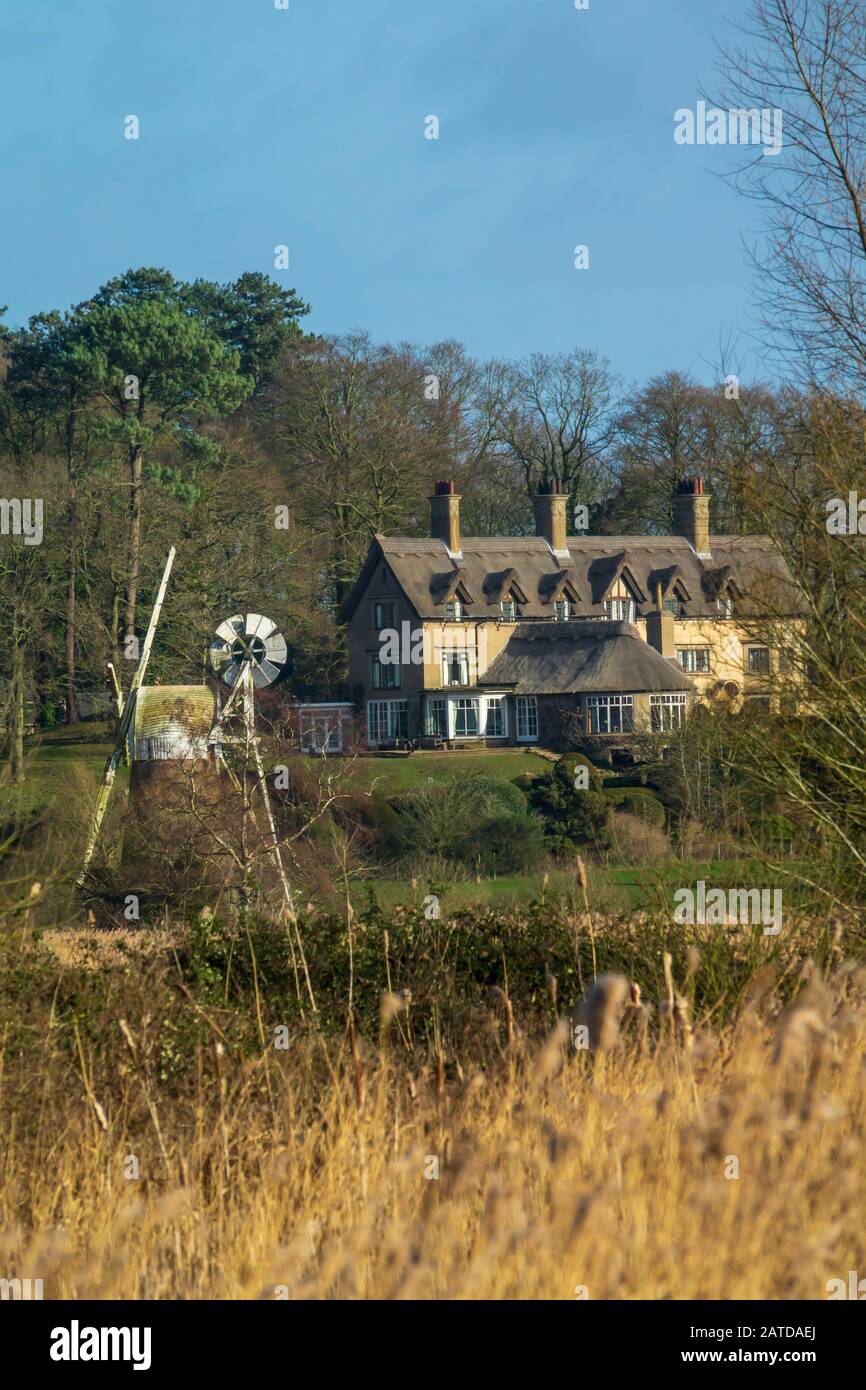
left=701, top=563, right=742, bottom=601
left=539, top=570, right=581, bottom=605
left=483, top=567, right=529, bottom=605
left=479, top=622, right=694, bottom=695
left=339, top=535, right=388, bottom=623
left=587, top=551, right=647, bottom=604
left=431, top=568, right=475, bottom=606
left=647, top=564, right=692, bottom=603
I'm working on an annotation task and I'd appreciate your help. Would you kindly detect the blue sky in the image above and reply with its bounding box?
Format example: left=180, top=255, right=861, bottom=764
left=0, top=0, right=764, bottom=385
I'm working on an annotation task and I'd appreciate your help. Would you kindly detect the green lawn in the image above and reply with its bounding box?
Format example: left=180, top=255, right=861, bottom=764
left=0, top=724, right=115, bottom=818
left=342, top=747, right=552, bottom=795
left=352, top=857, right=810, bottom=917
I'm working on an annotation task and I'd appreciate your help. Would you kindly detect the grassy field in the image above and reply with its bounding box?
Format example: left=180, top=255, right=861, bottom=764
left=342, top=746, right=552, bottom=794
left=2, top=731, right=549, bottom=811
left=0, top=724, right=115, bottom=818
left=353, top=858, right=810, bottom=915
left=3, top=732, right=808, bottom=918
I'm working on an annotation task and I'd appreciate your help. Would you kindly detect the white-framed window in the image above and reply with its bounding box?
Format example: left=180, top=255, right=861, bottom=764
left=367, top=700, right=408, bottom=743
left=586, top=694, right=634, bottom=734
left=445, top=598, right=463, bottom=621
left=500, top=598, right=517, bottom=619
left=650, top=693, right=687, bottom=732
left=554, top=599, right=571, bottom=622
left=371, top=655, right=400, bottom=689
left=604, top=598, right=636, bottom=622
left=746, top=646, right=770, bottom=674
left=454, top=697, right=480, bottom=737
left=516, top=696, right=538, bottom=741
left=300, top=714, right=342, bottom=754
left=373, top=601, right=395, bottom=630
left=716, top=595, right=734, bottom=618
left=425, top=697, right=447, bottom=738
left=677, top=648, right=710, bottom=673
left=485, top=697, right=506, bottom=737
left=442, top=650, right=470, bottom=686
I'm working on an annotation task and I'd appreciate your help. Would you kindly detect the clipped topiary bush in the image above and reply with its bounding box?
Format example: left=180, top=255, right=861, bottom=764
left=606, top=787, right=666, bottom=828
left=462, top=774, right=529, bottom=816
left=558, top=752, right=604, bottom=792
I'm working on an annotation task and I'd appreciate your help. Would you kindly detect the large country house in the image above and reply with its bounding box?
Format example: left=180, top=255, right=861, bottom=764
left=340, top=478, right=803, bottom=756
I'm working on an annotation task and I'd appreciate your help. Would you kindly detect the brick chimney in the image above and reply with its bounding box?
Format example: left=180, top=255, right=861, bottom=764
left=532, top=479, right=568, bottom=555
left=430, top=479, right=461, bottom=555
left=673, top=477, right=711, bottom=558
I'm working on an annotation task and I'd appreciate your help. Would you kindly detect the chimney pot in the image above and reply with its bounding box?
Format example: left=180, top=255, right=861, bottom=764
left=430, top=482, right=461, bottom=553
left=673, top=476, right=711, bottom=556
left=532, top=481, right=568, bottom=553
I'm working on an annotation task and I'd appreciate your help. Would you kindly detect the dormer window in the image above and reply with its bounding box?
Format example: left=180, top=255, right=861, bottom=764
left=602, top=571, right=639, bottom=623
left=500, top=598, right=517, bottom=619
left=554, top=599, right=571, bottom=622
left=663, top=597, right=685, bottom=618
left=717, top=595, right=733, bottom=619
left=604, top=598, right=636, bottom=622
left=445, top=598, right=463, bottom=621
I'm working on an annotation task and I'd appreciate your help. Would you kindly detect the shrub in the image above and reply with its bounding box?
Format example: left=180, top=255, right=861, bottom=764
left=461, top=775, right=528, bottom=816
left=460, top=812, right=547, bottom=875
left=528, top=760, right=612, bottom=855
left=390, top=777, right=528, bottom=863
left=607, top=787, right=666, bottom=827
left=558, top=752, right=604, bottom=791
left=609, top=810, right=671, bottom=865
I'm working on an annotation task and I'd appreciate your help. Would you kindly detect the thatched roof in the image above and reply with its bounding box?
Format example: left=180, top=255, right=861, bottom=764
left=341, top=533, right=805, bottom=623
left=478, top=622, right=694, bottom=696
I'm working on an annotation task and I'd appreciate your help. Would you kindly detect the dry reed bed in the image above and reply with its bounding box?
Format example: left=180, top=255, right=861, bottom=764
left=2, top=952, right=866, bottom=1299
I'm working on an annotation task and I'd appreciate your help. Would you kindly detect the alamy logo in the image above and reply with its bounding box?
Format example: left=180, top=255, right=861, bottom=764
left=826, top=1270, right=866, bottom=1299
left=378, top=622, right=488, bottom=670
left=0, top=1277, right=43, bottom=1299
left=0, top=497, right=43, bottom=545
left=50, top=1320, right=152, bottom=1371
left=673, top=881, right=782, bottom=935
left=826, top=492, right=866, bottom=535
left=674, top=101, right=783, bottom=157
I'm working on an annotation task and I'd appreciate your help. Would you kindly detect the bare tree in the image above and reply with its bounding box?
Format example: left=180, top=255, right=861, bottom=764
left=493, top=349, right=621, bottom=505
left=712, top=0, right=866, bottom=390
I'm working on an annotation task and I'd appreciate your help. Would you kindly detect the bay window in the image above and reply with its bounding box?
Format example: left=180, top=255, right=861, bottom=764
left=650, top=693, right=687, bottom=731
left=586, top=694, right=634, bottom=734
left=454, top=698, right=479, bottom=737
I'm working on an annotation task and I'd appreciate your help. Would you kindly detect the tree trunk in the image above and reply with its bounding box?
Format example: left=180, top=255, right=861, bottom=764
left=124, top=443, right=143, bottom=644
left=10, top=640, right=25, bottom=784
left=65, top=453, right=79, bottom=724
left=111, top=585, right=123, bottom=673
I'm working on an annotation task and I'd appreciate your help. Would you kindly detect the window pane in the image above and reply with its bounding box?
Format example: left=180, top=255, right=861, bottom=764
left=455, top=699, right=479, bottom=736
left=485, top=698, right=504, bottom=736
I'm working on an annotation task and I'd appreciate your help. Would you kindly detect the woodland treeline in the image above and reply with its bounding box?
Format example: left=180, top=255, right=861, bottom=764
left=0, top=261, right=862, bottom=733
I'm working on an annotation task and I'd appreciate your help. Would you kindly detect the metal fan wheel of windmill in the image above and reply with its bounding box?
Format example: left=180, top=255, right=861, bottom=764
left=210, top=614, right=287, bottom=688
